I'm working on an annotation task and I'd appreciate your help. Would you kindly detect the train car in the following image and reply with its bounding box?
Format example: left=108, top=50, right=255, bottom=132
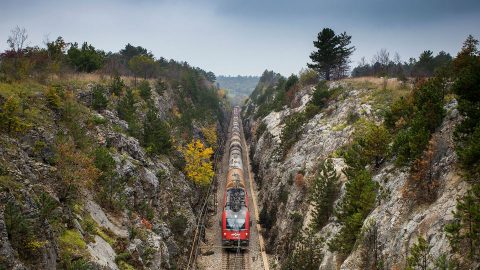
left=221, top=107, right=250, bottom=248
left=221, top=187, right=250, bottom=247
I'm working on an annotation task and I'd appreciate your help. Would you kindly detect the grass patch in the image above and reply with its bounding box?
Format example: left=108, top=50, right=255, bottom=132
left=332, top=122, right=347, bottom=132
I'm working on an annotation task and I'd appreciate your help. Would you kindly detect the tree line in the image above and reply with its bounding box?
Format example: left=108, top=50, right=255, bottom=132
left=0, top=26, right=216, bottom=83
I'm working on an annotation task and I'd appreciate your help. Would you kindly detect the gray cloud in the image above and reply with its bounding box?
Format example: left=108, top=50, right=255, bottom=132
left=0, top=0, right=479, bottom=76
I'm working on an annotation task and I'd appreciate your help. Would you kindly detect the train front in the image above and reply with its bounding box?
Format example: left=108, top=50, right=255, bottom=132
left=222, top=188, right=250, bottom=247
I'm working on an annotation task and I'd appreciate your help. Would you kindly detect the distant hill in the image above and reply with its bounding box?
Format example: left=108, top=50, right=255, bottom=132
left=216, top=75, right=260, bottom=104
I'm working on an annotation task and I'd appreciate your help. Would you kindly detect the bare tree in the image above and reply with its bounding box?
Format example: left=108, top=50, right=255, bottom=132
left=372, top=48, right=390, bottom=67
left=393, top=52, right=401, bottom=65
left=7, top=26, right=28, bottom=53
left=359, top=56, right=368, bottom=67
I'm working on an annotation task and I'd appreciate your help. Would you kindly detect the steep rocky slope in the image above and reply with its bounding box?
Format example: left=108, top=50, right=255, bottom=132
left=243, top=76, right=472, bottom=269
left=0, top=72, right=228, bottom=269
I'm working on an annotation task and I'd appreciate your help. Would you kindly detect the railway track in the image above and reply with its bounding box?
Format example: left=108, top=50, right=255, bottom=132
left=222, top=249, right=250, bottom=270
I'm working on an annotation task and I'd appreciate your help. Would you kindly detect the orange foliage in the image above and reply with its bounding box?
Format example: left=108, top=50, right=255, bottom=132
left=402, top=138, right=439, bottom=203
left=56, top=139, right=101, bottom=200
left=141, top=218, right=153, bottom=230
left=294, top=172, right=305, bottom=188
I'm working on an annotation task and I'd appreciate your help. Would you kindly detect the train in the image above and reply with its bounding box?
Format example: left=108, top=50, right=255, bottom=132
left=221, top=106, right=251, bottom=248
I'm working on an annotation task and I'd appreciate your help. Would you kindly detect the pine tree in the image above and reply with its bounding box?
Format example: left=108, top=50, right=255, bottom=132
left=445, top=184, right=480, bottom=260
left=138, top=80, right=152, bottom=100
left=329, top=168, right=378, bottom=255
left=143, top=108, right=172, bottom=155
left=406, top=236, right=431, bottom=270
left=308, top=28, right=354, bottom=80
left=282, top=227, right=323, bottom=270
left=309, top=159, right=339, bottom=230
left=92, top=85, right=108, bottom=110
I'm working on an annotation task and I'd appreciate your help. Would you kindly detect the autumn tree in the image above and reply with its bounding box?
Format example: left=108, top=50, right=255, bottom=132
left=308, top=28, right=355, bottom=80
left=182, top=139, right=214, bottom=186
left=56, top=139, right=100, bottom=202
left=201, top=124, right=218, bottom=150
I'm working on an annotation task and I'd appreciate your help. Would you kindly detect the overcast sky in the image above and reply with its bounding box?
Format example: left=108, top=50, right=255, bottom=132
left=1, top=0, right=479, bottom=76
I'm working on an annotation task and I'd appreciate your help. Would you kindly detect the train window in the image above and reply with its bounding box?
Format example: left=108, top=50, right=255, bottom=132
left=226, top=218, right=246, bottom=230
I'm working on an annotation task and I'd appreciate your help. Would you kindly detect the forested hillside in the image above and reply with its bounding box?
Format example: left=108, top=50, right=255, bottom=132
left=243, top=34, right=480, bottom=269
left=0, top=28, right=228, bottom=270
left=216, top=75, right=259, bottom=104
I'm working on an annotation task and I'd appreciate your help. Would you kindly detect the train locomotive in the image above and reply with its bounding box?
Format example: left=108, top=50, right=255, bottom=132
left=221, top=106, right=251, bottom=248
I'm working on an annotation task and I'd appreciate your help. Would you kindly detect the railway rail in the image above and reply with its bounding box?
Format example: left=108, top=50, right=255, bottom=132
left=222, top=249, right=250, bottom=270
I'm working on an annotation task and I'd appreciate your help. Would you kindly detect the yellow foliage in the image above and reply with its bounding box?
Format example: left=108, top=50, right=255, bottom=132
left=217, top=88, right=227, bottom=99
left=182, top=139, right=214, bottom=186
left=201, top=124, right=218, bottom=150
left=26, top=240, right=48, bottom=251
left=0, top=95, right=30, bottom=133
left=59, top=230, right=87, bottom=256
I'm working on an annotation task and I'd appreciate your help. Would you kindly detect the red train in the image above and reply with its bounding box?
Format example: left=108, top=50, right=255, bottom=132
left=221, top=106, right=251, bottom=248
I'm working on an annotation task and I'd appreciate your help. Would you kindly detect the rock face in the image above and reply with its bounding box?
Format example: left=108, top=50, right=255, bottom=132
left=243, top=80, right=470, bottom=269
left=0, top=80, right=228, bottom=270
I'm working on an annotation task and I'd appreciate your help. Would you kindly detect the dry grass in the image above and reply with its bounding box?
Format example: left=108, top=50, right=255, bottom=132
left=343, top=76, right=412, bottom=92
left=49, top=73, right=150, bottom=88
left=342, top=76, right=413, bottom=112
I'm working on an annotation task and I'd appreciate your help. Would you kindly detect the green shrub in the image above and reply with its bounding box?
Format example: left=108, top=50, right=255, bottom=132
left=59, top=230, right=87, bottom=268
left=278, top=185, right=289, bottom=204
left=299, top=68, right=319, bottom=86
left=92, top=84, right=108, bottom=110
left=0, top=95, right=29, bottom=133
left=45, top=87, right=62, bottom=110
left=280, top=112, right=307, bottom=155
left=117, top=89, right=141, bottom=138
left=406, top=236, right=430, bottom=270
left=170, top=214, right=188, bottom=236
left=310, top=81, right=330, bottom=108
left=385, top=78, right=446, bottom=166
left=110, top=73, right=125, bottom=96
left=282, top=228, right=323, bottom=270
left=4, top=200, right=35, bottom=259
left=259, top=205, right=277, bottom=230
left=35, top=192, right=58, bottom=222
left=392, top=116, right=430, bottom=166
left=143, top=108, right=172, bottom=155
left=138, top=80, right=151, bottom=100
left=456, top=125, right=480, bottom=178
left=94, top=148, right=126, bottom=211
left=155, top=79, right=167, bottom=95
left=355, top=120, right=391, bottom=167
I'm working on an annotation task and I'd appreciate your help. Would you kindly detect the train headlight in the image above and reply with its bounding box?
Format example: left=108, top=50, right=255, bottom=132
left=223, top=232, right=226, bottom=236
left=246, top=233, right=248, bottom=236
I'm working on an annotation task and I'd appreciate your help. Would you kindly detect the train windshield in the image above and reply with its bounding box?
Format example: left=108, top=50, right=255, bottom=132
left=225, top=208, right=247, bottom=230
